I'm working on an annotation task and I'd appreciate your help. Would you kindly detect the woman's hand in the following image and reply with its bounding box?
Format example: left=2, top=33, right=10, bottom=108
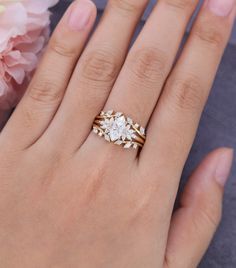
left=0, top=0, right=235, bottom=267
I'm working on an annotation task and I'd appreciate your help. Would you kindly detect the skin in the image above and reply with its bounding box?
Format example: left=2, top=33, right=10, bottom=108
left=0, top=0, right=235, bottom=267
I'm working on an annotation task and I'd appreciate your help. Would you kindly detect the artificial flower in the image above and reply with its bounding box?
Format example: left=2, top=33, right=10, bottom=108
left=0, top=0, right=58, bottom=110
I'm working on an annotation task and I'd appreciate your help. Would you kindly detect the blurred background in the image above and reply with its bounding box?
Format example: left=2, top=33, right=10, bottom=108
left=51, top=1, right=236, bottom=267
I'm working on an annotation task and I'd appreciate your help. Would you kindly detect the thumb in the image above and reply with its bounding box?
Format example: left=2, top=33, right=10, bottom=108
left=164, top=148, right=234, bottom=268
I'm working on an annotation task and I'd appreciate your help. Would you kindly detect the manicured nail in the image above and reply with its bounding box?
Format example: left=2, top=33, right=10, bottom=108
left=206, top=0, right=235, bottom=17
left=215, top=149, right=234, bottom=186
left=68, top=0, right=94, bottom=31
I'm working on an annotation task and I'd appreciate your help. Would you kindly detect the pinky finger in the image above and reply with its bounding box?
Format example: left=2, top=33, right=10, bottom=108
left=164, top=148, right=234, bottom=268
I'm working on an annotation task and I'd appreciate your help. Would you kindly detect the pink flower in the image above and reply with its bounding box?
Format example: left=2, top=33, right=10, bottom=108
left=0, top=0, right=58, bottom=110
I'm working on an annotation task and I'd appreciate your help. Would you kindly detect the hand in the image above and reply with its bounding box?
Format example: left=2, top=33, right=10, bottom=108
left=0, top=0, right=235, bottom=267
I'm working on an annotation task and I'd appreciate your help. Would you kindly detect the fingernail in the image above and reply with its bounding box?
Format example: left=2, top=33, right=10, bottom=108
left=68, top=0, right=94, bottom=31
left=206, top=0, right=235, bottom=17
left=215, top=149, right=234, bottom=186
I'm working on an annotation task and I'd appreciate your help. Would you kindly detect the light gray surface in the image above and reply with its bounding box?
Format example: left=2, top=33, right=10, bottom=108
left=51, top=1, right=236, bottom=267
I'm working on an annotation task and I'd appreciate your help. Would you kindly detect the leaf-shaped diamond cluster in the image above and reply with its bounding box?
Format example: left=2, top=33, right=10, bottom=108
left=93, top=111, right=145, bottom=149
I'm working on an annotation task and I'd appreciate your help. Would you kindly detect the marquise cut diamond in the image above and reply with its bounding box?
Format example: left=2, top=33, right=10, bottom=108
left=93, top=111, right=146, bottom=149
left=100, top=114, right=135, bottom=142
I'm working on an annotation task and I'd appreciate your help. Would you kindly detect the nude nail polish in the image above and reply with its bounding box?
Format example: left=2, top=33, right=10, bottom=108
left=215, top=149, right=234, bottom=186
left=207, top=0, right=235, bottom=17
left=68, top=0, right=94, bottom=31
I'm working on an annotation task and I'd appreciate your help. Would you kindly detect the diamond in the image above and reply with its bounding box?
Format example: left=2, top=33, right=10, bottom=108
left=94, top=111, right=145, bottom=149
left=104, top=135, right=110, bottom=142
left=140, top=127, right=145, bottom=135
left=133, top=143, right=138, bottom=149
left=100, top=118, right=113, bottom=130
left=115, top=140, right=123, bottom=145
left=110, top=129, right=120, bottom=141
left=127, top=117, right=133, bottom=124
left=93, top=128, right=98, bottom=134
left=115, top=112, right=122, bottom=117
left=124, top=142, right=132, bottom=149
left=116, top=116, right=126, bottom=127
left=107, top=110, right=113, bottom=116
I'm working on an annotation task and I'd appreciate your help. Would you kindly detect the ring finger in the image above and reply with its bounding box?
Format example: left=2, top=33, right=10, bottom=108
left=85, top=0, right=199, bottom=158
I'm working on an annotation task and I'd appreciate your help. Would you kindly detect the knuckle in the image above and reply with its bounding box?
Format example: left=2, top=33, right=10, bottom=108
left=21, top=105, right=38, bottom=128
left=194, top=23, right=225, bottom=48
left=111, top=0, right=148, bottom=14
left=165, top=0, right=196, bottom=11
left=80, top=50, right=118, bottom=83
left=129, top=48, right=167, bottom=83
left=199, top=204, right=222, bottom=230
left=49, top=38, right=77, bottom=58
left=28, top=78, right=62, bottom=105
left=167, top=75, right=204, bottom=111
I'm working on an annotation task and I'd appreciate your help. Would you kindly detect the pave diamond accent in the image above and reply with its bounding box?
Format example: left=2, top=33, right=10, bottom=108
left=140, top=127, right=145, bottom=136
left=93, top=111, right=146, bottom=149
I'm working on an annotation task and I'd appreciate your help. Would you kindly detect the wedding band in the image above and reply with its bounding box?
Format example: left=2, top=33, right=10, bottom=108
left=92, top=110, right=146, bottom=149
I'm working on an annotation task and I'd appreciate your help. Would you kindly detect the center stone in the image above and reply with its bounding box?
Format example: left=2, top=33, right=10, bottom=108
left=101, top=115, right=133, bottom=142
left=109, top=116, right=126, bottom=141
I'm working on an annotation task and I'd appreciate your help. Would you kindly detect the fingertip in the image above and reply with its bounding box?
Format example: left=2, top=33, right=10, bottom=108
left=200, top=147, right=234, bottom=187
left=57, top=0, right=97, bottom=34
left=164, top=148, right=232, bottom=268
left=190, top=147, right=234, bottom=186
left=180, top=147, right=234, bottom=206
left=214, top=147, right=234, bottom=187
left=209, top=147, right=234, bottom=157
left=66, top=0, right=97, bottom=32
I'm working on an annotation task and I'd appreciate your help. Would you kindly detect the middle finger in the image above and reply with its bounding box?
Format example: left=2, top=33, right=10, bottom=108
left=103, top=0, right=199, bottom=130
